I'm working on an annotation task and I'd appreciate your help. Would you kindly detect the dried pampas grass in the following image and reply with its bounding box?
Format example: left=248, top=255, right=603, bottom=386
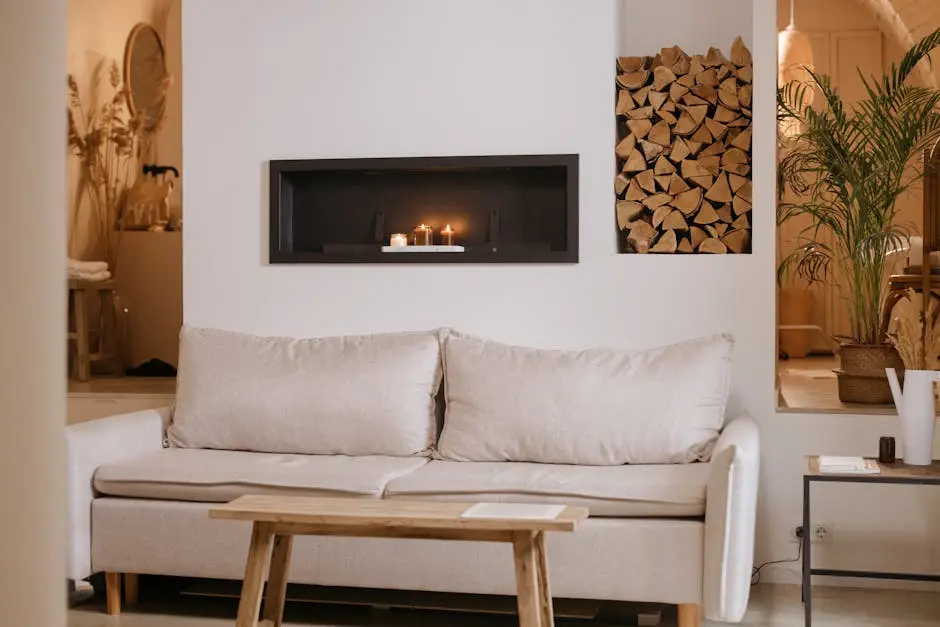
left=887, top=288, right=940, bottom=370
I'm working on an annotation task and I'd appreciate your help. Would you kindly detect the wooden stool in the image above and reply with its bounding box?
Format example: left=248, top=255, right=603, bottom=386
left=68, top=279, right=120, bottom=381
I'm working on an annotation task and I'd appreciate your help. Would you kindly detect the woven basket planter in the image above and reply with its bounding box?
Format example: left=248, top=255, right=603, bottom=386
left=836, top=344, right=904, bottom=404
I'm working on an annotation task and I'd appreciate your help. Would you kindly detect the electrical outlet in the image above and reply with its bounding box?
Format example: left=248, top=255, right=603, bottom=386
left=790, top=523, right=834, bottom=544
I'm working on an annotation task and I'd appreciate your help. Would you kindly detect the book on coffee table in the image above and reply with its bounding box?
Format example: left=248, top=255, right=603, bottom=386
left=460, top=503, right=567, bottom=520
left=818, top=456, right=880, bottom=474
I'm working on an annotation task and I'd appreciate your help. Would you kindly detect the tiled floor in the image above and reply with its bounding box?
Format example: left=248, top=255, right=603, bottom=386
left=68, top=583, right=940, bottom=626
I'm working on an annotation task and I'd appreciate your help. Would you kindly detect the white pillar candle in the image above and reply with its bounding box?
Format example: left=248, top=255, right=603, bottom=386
left=909, top=236, right=923, bottom=266
left=389, top=233, right=408, bottom=247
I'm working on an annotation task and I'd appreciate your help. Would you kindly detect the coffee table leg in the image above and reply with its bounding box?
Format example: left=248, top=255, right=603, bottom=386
left=236, top=522, right=275, bottom=627
left=513, top=531, right=543, bottom=627
left=261, top=534, right=294, bottom=627
left=533, top=532, right=554, bottom=627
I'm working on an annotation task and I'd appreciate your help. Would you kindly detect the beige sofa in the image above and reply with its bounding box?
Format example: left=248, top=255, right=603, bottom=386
left=67, top=328, right=760, bottom=626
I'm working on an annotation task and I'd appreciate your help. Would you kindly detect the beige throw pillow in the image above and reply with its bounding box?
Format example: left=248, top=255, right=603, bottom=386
left=169, top=326, right=442, bottom=456
left=437, top=332, right=733, bottom=465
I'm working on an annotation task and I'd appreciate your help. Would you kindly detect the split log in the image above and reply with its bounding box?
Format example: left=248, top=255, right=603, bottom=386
left=692, top=85, right=718, bottom=106
left=721, top=147, right=748, bottom=167
left=633, top=85, right=652, bottom=106
left=696, top=68, right=719, bottom=87
left=728, top=116, right=749, bottom=127
left=739, top=84, right=752, bottom=108
left=685, top=140, right=703, bottom=156
left=652, top=205, right=672, bottom=228
left=660, top=46, right=684, bottom=68
left=654, top=155, right=676, bottom=175
left=691, top=124, right=713, bottom=144
left=731, top=126, right=752, bottom=150
left=648, top=121, right=672, bottom=147
left=718, top=88, right=740, bottom=110
left=625, top=178, right=646, bottom=201
left=627, top=119, right=653, bottom=139
left=677, top=238, right=693, bottom=253
left=723, top=163, right=750, bottom=176
left=705, top=172, right=733, bottom=203
left=681, top=159, right=710, bottom=179
left=670, top=83, right=690, bottom=102
left=687, top=174, right=714, bottom=189
left=704, top=117, right=727, bottom=141
left=732, top=213, right=749, bottom=230
left=653, top=66, right=677, bottom=91
left=699, top=238, right=728, bottom=254
left=649, top=90, right=668, bottom=110
left=628, top=106, right=654, bottom=120
left=721, top=229, right=749, bottom=253
left=705, top=225, right=721, bottom=238
left=617, top=90, right=636, bottom=115
left=676, top=72, right=696, bottom=88
left=700, top=141, right=725, bottom=158
left=731, top=37, right=752, bottom=67
left=661, top=100, right=677, bottom=112
left=617, top=201, right=644, bottom=229
left=639, top=140, right=665, bottom=161
left=650, top=229, right=678, bottom=253
left=683, top=93, right=711, bottom=107
left=669, top=138, right=691, bottom=162
left=671, top=187, right=703, bottom=215
left=717, top=64, right=732, bottom=81
left=732, top=194, right=752, bottom=215
left=737, top=179, right=752, bottom=202
left=694, top=202, right=720, bottom=224
left=643, top=193, right=673, bottom=209
left=627, top=220, right=656, bottom=253
left=656, top=109, right=678, bottom=125
left=673, top=112, right=702, bottom=136
left=672, top=54, right=691, bottom=76
left=615, top=134, right=637, bottom=159
left=689, top=57, right=705, bottom=76
left=703, top=47, right=729, bottom=68
left=655, top=175, right=672, bottom=190
left=617, top=56, right=647, bottom=73
left=714, top=105, right=739, bottom=123
left=667, top=173, right=691, bottom=194
left=688, top=105, right=709, bottom=124
left=728, top=173, right=748, bottom=194
left=615, top=173, right=629, bottom=196
left=690, top=226, right=708, bottom=249
left=624, top=149, right=647, bottom=172
left=636, top=169, right=657, bottom=193
left=663, top=210, right=689, bottom=231
left=698, top=155, right=721, bottom=175
left=716, top=203, right=733, bottom=223
left=736, top=65, right=753, bottom=83
left=715, top=223, right=729, bottom=236
left=618, top=71, right=650, bottom=90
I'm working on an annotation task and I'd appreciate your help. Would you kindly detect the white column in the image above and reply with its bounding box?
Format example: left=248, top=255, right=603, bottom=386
left=0, top=2, right=68, bottom=627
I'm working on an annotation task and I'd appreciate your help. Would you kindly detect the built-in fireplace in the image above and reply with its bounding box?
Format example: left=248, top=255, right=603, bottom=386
left=269, top=154, right=578, bottom=263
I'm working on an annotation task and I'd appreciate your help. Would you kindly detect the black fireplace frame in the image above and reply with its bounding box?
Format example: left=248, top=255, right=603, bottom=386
left=268, top=154, right=579, bottom=264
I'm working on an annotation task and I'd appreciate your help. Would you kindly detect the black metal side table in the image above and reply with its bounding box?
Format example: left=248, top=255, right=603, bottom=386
left=803, top=456, right=940, bottom=627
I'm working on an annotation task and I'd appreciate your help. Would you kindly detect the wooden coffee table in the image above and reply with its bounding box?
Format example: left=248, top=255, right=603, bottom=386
left=210, top=495, right=588, bottom=627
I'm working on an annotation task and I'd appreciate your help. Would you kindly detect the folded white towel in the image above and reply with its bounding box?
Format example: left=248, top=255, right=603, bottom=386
left=68, top=269, right=111, bottom=282
left=67, top=258, right=108, bottom=273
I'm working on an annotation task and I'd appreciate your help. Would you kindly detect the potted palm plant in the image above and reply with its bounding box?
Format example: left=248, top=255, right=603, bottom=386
left=777, top=28, right=940, bottom=403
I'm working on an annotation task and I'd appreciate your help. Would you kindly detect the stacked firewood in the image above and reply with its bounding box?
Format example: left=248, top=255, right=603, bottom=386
left=615, top=38, right=753, bottom=254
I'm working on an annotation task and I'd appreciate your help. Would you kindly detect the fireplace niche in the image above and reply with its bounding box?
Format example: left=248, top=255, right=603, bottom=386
left=269, top=154, right=578, bottom=264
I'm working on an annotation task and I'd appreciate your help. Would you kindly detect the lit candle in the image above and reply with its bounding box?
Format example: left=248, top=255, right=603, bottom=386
left=413, top=224, right=433, bottom=246
left=390, top=233, right=408, bottom=247
left=441, top=224, right=455, bottom=246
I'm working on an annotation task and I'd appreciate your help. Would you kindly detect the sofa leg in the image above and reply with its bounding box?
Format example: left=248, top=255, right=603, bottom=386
left=105, top=572, right=121, bottom=615
left=124, top=573, right=139, bottom=607
left=677, top=603, right=702, bottom=627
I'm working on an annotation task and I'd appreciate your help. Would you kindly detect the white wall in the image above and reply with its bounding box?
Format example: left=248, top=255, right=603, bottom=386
left=183, top=0, right=940, bottom=588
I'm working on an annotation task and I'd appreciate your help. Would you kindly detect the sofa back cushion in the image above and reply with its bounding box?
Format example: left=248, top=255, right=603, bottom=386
left=168, top=326, right=442, bottom=456
left=436, top=332, right=733, bottom=465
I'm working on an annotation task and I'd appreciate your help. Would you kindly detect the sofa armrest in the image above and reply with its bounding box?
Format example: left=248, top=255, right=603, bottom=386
left=703, top=412, right=760, bottom=623
left=67, top=408, right=170, bottom=580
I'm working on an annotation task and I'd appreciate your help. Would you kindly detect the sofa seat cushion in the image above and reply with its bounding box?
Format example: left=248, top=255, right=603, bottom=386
left=94, top=448, right=429, bottom=502
left=384, top=460, right=708, bottom=517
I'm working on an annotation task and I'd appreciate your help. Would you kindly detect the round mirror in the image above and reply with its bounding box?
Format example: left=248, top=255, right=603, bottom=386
left=124, top=23, right=167, bottom=132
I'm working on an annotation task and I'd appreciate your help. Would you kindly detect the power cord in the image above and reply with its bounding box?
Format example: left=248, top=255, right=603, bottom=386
left=751, top=536, right=803, bottom=586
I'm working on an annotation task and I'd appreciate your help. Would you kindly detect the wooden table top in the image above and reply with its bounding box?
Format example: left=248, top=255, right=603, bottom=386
left=210, top=496, right=588, bottom=532
left=806, top=456, right=940, bottom=483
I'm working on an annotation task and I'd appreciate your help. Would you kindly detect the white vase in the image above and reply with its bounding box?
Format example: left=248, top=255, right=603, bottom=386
left=886, top=368, right=938, bottom=466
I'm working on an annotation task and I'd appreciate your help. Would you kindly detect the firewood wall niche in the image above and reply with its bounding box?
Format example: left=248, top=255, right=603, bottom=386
left=615, top=38, right=753, bottom=254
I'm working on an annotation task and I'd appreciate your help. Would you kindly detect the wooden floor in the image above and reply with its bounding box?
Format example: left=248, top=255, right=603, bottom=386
left=68, top=583, right=940, bottom=626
